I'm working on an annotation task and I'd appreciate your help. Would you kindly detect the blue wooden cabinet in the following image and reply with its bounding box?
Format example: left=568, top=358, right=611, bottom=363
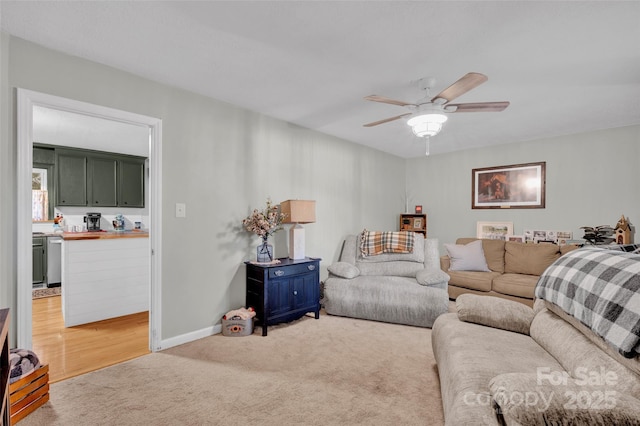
left=245, top=257, right=321, bottom=336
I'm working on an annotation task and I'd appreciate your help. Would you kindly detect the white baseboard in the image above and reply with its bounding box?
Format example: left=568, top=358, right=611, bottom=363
left=158, top=323, right=222, bottom=351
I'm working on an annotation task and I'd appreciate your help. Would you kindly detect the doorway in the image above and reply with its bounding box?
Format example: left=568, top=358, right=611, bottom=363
left=16, top=89, right=163, bottom=356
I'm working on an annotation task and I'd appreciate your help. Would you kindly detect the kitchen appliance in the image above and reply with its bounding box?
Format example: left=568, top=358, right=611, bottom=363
left=84, top=212, right=102, bottom=231
left=47, top=235, right=62, bottom=287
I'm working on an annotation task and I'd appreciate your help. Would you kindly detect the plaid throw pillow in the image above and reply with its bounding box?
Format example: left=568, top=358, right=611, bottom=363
left=360, top=229, right=415, bottom=257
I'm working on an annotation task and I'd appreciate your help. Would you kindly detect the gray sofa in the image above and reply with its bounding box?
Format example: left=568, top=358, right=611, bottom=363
left=432, top=246, right=640, bottom=425
left=323, top=233, right=449, bottom=327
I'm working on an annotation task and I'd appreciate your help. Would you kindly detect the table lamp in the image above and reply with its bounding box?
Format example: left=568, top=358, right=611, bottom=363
left=280, top=200, right=316, bottom=259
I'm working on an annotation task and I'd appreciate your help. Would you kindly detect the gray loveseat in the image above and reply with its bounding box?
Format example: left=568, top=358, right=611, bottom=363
left=432, top=246, right=640, bottom=425
left=323, top=233, right=449, bottom=327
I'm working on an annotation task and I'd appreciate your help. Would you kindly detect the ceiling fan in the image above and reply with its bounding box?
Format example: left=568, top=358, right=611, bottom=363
left=363, top=73, right=510, bottom=147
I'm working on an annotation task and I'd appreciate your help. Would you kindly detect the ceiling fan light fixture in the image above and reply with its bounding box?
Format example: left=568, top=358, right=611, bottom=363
left=407, top=113, right=448, bottom=137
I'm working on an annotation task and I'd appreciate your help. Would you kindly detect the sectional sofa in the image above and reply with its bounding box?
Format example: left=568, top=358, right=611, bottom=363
left=433, top=245, right=640, bottom=424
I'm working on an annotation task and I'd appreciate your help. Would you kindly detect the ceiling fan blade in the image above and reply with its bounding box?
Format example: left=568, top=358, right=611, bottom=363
left=431, top=72, right=488, bottom=104
left=364, top=95, right=415, bottom=107
left=363, top=113, right=412, bottom=127
left=447, top=101, right=510, bottom=112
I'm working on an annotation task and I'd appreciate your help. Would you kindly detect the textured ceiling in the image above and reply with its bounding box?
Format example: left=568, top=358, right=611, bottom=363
left=2, top=1, right=639, bottom=158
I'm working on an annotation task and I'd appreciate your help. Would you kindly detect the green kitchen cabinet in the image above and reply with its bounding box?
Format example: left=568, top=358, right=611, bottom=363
left=32, top=237, right=46, bottom=285
left=118, top=158, right=145, bottom=208
left=55, top=147, right=146, bottom=208
left=33, top=146, right=55, bottom=164
left=89, top=155, right=118, bottom=207
left=55, top=150, right=87, bottom=206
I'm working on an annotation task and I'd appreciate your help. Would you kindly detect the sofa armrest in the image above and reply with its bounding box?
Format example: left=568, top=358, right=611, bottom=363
left=490, top=373, right=640, bottom=426
left=416, top=268, right=450, bottom=286
left=440, top=255, right=451, bottom=272
left=456, top=294, right=534, bottom=335
left=327, top=262, right=360, bottom=279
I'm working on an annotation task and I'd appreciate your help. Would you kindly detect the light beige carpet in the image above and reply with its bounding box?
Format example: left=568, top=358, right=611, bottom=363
left=20, top=311, right=445, bottom=425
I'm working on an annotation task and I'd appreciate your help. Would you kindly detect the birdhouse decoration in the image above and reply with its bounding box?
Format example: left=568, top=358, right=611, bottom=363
left=614, top=215, right=633, bottom=244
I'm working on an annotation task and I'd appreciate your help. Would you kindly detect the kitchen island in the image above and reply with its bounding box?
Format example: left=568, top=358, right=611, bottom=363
left=61, top=231, right=149, bottom=327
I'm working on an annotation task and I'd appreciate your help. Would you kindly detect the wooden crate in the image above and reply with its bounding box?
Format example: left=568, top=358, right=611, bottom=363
left=9, top=364, right=49, bottom=424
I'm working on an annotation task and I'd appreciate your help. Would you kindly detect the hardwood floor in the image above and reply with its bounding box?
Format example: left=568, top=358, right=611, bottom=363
left=32, top=295, right=150, bottom=383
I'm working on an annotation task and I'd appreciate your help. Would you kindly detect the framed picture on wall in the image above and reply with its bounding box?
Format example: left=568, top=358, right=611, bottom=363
left=472, top=162, right=545, bottom=209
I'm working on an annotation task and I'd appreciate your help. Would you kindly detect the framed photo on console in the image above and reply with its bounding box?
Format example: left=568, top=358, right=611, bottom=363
left=476, top=221, right=514, bottom=240
left=472, top=162, right=545, bottom=209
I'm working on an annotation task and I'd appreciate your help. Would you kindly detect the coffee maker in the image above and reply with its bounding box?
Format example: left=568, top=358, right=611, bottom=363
left=84, top=212, right=102, bottom=232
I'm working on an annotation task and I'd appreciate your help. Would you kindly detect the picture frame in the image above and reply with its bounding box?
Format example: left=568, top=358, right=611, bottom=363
left=472, top=162, right=545, bottom=209
left=476, top=221, right=514, bottom=240
left=413, top=218, right=423, bottom=229
left=507, top=235, right=524, bottom=243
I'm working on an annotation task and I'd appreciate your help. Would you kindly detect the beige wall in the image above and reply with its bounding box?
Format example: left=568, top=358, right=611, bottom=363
left=0, top=35, right=405, bottom=342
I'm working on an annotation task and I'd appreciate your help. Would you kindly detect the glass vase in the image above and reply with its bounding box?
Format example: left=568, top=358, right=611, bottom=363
left=257, top=238, right=274, bottom=263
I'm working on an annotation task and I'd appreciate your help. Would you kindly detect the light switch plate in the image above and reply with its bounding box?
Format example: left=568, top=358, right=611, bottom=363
left=175, top=203, right=186, bottom=218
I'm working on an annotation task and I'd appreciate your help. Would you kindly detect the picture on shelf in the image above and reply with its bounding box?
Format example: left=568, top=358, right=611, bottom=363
left=507, top=235, right=524, bottom=243
left=523, top=230, right=573, bottom=244
left=414, top=218, right=422, bottom=229
left=476, top=221, right=514, bottom=240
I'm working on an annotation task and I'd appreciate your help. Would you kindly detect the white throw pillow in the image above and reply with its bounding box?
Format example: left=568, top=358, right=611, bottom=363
left=445, top=240, right=491, bottom=272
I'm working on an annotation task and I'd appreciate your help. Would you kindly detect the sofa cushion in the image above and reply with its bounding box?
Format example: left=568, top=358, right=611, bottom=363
left=504, top=242, right=559, bottom=275
left=456, top=294, right=534, bottom=335
left=457, top=238, right=505, bottom=273
left=356, top=261, right=424, bottom=277
left=323, top=275, right=449, bottom=328
left=327, top=262, right=360, bottom=279
left=445, top=270, right=500, bottom=292
left=544, top=301, right=640, bottom=377
left=490, top=373, right=640, bottom=426
left=444, top=240, right=490, bottom=272
left=492, top=273, right=538, bottom=299
left=431, top=313, right=564, bottom=426
left=560, top=244, right=580, bottom=255
left=530, top=307, right=640, bottom=395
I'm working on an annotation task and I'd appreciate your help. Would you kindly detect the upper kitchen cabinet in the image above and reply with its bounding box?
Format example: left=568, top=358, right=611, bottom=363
left=118, top=158, right=145, bottom=208
left=89, top=155, right=118, bottom=207
left=55, top=149, right=88, bottom=206
left=55, top=147, right=146, bottom=208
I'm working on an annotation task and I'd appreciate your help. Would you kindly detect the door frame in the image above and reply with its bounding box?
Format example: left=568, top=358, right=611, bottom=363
left=16, top=88, right=163, bottom=351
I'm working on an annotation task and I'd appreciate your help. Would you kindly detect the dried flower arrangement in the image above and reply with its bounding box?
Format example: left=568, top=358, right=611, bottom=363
left=242, top=198, right=287, bottom=241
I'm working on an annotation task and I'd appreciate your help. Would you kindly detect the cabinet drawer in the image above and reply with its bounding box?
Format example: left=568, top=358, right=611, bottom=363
left=268, top=262, right=318, bottom=279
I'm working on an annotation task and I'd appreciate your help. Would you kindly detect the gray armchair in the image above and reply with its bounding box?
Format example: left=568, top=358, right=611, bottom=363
left=323, top=233, right=449, bottom=327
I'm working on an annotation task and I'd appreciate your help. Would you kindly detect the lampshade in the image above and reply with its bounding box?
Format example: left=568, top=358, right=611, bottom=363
left=280, top=200, right=316, bottom=260
left=280, top=200, right=316, bottom=224
left=407, top=113, right=448, bottom=137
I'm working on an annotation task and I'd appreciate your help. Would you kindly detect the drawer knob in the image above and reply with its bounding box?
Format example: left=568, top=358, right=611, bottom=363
left=274, top=270, right=284, bottom=277
left=308, top=265, right=316, bottom=271
left=293, top=290, right=298, bottom=295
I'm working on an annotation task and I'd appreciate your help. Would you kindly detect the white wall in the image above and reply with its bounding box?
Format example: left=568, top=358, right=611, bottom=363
left=406, top=125, right=640, bottom=252
left=1, top=35, right=406, bottom=342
